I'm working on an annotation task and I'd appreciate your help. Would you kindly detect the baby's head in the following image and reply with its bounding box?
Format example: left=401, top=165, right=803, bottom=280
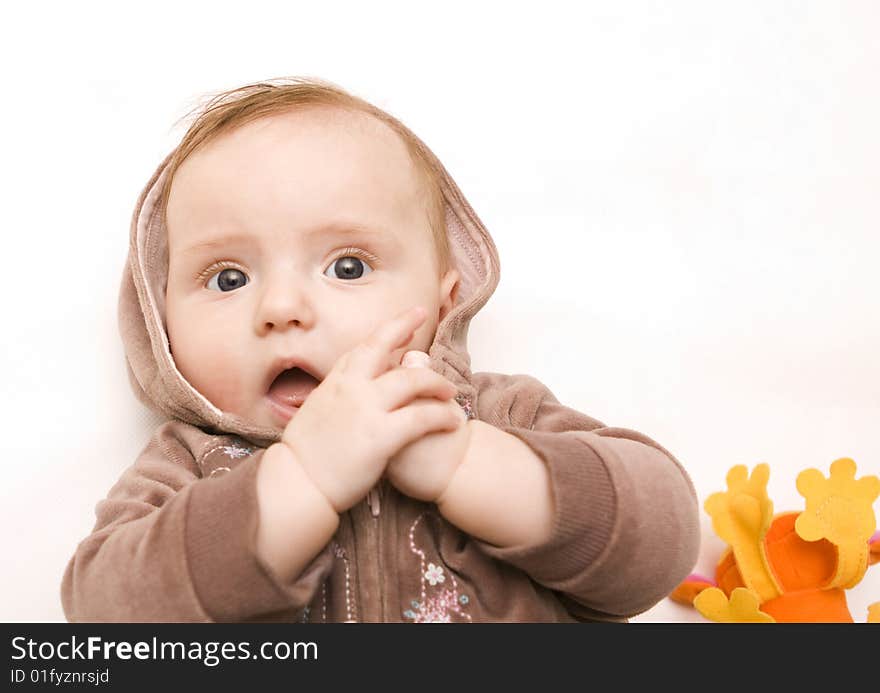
left=160, top=79, right=460, bottom=430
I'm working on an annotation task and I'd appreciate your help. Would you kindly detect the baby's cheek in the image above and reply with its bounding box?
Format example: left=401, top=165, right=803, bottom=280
left=169, top=318, right=249, bottom=413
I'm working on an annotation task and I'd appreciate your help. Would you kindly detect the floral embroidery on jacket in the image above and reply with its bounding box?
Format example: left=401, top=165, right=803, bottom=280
left=333, top=542, right=357, bottom=622
left=455, top=393, right=475, bottom=420
left=402, top=513, right=472, bottom=623
left=221, top=442, right=253, bottom=459
left=300, top=541, right=356, bottom=623
left=424, top=563, right=445, bottom=586
left=201, top=437, right=254, bottom=478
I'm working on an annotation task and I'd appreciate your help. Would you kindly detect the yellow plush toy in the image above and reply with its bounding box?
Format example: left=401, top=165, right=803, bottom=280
left=670, top=458, right=880, bottom=623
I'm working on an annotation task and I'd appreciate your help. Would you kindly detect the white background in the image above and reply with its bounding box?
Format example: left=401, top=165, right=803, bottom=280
left=2, top=1, right=878, bottom=622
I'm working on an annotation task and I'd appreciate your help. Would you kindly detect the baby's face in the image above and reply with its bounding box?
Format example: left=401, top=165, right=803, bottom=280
left=164, top=108, right=458, bottom=429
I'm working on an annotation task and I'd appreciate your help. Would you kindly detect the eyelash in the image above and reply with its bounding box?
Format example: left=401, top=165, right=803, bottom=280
left=194, top=246, right=381, bottom=284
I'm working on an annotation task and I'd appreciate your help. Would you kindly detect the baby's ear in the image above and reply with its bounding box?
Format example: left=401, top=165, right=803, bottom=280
left=439, top=268, right=460, bottom=321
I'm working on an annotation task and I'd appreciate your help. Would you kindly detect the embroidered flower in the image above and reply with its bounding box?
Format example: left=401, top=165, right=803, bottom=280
left=222, top=443, right=253, bottom=459
left=402, top=589, right=459, bottom=623
left=404, top=513, right=472, bottom=623
left=424, top=563, right=445, bottom=586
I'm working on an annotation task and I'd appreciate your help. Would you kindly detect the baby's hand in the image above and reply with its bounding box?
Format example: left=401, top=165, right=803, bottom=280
left=385, top=351, right=471, bottom=503
left=280, top=307, right=462, bottom=514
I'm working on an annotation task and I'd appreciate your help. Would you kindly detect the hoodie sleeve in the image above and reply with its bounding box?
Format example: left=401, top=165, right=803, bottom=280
left=60, top=420, right=333, bottom=623
left=469, top=371, right=700, bottom=620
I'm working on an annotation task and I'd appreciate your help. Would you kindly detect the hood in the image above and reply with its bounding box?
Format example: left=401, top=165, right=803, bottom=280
left=118, top=120, right=501, bottom=448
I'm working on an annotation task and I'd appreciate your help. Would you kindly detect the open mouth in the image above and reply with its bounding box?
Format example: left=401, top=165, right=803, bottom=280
left=266, top=366, right=322, bottom=410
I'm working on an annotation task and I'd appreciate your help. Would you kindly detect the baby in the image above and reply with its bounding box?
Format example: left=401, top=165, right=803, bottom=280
left=61, top=77, right=700, bottom=623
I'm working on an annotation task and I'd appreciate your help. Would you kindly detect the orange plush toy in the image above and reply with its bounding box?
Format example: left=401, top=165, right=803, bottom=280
left=670, top=458, right=880, bottom=623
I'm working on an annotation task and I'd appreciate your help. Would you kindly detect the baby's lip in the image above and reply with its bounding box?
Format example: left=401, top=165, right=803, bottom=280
left=264, top=356, right=324, bottom=394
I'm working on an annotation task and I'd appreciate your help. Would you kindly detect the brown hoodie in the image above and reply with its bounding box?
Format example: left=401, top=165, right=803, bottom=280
left=61, top=119, right=700, bottom=623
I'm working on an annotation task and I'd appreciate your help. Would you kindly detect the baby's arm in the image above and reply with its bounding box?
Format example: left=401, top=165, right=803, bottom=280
left=442, top=372, right=701, bottom=620
left=436, top=420, right=555, bottom=549
left=255, top=443, right=339, bottom=583
left=61, top=421, right=334, bottom=622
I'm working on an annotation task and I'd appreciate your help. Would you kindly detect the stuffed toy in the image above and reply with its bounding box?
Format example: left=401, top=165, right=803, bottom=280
left=670, top=458, right=880, bottom=622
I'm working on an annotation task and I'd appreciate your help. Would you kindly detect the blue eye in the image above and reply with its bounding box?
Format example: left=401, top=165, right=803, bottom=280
left=207, top=267, right=249, bottom=292
left=324, top=255, right=373, bottom=280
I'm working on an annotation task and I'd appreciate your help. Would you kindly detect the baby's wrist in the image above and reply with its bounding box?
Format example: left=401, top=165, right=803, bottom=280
left=270, top=442, right=339, bottom=518
left=435, top=419, right=476, bottom=507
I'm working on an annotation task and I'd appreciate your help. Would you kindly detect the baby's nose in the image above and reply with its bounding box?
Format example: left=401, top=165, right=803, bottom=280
left=256, top=278, right=315, bottom=332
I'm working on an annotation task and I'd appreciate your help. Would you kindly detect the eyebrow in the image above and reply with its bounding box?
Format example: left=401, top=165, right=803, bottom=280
left=178, top=221, right=392, bottom=256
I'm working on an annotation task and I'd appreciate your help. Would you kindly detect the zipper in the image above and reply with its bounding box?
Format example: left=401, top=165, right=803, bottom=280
left=352, top=479, right=385, bottom=621
left=376, top=479, right=385, bottom=620
left=367, top=485, right=381, bottom=517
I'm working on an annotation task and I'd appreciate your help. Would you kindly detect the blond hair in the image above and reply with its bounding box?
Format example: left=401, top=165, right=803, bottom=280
left=158, top=76, right=451, bottom=274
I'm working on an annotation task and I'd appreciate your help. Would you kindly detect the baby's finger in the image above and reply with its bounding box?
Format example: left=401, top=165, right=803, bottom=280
left=347, top=306, right=426, bottom=377
left=385, top=400, right=464, bottom=451
left=401, top=350, right=431, bottom=368
left=376, top=366, right=457, bottom=411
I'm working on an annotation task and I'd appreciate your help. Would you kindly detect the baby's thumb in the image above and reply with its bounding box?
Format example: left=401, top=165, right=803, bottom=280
left=401, top=350, right=430, bottom=368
